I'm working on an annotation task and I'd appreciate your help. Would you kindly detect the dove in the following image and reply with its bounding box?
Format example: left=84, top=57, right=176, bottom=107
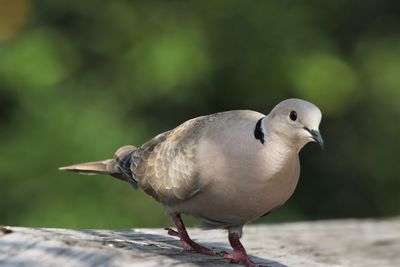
left=60, top=98, right=323, bottom=267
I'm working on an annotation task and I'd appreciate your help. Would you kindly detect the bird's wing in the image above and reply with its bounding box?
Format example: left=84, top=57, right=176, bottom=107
left=131, top=116, right=209, bottom=205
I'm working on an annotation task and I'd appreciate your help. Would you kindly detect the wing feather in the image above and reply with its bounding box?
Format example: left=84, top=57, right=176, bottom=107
left=131, top=117, right=208, bottom=205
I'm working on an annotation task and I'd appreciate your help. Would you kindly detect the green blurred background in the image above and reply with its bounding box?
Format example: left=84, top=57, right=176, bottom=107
left=0, top=0, right=399, bottom=229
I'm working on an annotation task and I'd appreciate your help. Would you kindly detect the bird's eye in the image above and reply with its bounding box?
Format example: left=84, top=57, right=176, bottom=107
left=289, top=111, right=297, bottom=121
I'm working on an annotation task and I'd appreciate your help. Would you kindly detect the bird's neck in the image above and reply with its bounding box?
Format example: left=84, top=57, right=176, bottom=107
left=268, top=136, right=298, bottom=163
left=262, top=116, right=305, bottom=152
left=262, top=119, right=300, bottom=168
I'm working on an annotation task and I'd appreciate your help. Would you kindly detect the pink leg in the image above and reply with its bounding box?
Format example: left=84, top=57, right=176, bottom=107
left=223, top=232, right=269, bottom=267
left=166, top=212, right=217, bottom=256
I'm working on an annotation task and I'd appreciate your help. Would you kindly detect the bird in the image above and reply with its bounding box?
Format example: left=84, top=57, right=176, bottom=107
left=60, top=98, right=323, bottom=267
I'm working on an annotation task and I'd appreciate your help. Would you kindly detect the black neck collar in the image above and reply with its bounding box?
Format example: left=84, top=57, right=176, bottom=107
left=254, top=117, right=265, bottom=145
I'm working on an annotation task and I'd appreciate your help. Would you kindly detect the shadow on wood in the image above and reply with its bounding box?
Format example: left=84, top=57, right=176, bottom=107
left=0, top=227, right=282, bottom=267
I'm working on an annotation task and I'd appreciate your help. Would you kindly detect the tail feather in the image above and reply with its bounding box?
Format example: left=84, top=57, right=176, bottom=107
left=59, top=145, right=138, bottom=187
left=59, top=159, right=117, bottom=175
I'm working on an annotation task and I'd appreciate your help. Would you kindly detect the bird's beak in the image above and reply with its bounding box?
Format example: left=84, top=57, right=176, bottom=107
left=304, top=127, right=324, bottom=149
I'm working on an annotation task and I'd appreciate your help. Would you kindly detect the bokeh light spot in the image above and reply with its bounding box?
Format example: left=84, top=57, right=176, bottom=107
left=290, top=53, right=358, bottom=116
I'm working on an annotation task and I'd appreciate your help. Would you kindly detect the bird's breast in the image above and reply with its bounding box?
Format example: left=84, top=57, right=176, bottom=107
left=174, top=127, right=301, bottom=226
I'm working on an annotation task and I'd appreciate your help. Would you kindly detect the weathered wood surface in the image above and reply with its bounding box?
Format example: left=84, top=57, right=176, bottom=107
left=1, top=218, right=399, bottom=267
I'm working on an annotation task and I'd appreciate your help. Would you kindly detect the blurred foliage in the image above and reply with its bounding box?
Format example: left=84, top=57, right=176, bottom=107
left=0, top=0, right=399, bottom=229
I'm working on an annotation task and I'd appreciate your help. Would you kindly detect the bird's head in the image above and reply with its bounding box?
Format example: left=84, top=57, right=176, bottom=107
left=267, top=98, right=323, bottom=150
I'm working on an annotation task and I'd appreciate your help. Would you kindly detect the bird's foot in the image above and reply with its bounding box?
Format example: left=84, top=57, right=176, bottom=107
left=221, top=231, right=269, bottom=267
left=165, top=227, right=217, bottom=256
left=222, top=251, right=269, bottom=267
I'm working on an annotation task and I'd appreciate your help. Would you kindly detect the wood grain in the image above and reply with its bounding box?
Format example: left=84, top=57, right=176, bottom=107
left=0, top=218, right=399, bottom=267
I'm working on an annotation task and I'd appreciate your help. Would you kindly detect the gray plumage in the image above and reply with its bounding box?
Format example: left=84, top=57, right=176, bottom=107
left=60, top=98, right=323, bottom=235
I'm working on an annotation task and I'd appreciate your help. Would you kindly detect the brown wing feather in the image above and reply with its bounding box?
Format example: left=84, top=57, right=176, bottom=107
left=132, top=117, right=208, bottom=205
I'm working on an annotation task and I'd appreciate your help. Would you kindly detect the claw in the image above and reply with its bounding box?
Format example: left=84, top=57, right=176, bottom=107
left=223, top=252, right=269, bottom=266
left=216, top=250, right=228, bottom=257
left=165, top=227, right=180, bottom=237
